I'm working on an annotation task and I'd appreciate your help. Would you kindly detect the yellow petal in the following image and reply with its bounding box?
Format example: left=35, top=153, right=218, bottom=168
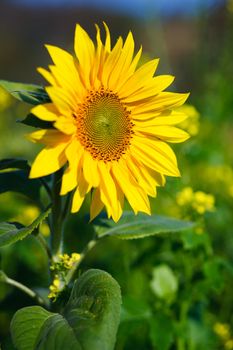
left=90, top=188, right=104, bottom=221
left=127, top=156, right=157, bottom=197
left=98, top=162, right=120, bottom=222
left=131, top=137, right=180, bottom=177
left=118, top=58, right=159, bottom=98
left=135, top=125, right=190, bottom=143
left=122, top=75, right=175, bottom=103
left=27, top=129, right=70, bottom=146
left=112, top=159, right=150, bottom=215
left=101, top=37, right=123, bottom=87
left=37, top=67, right=57, bottom=86
left=108, top=31, right=135, bottom=90
left=131, top=92, right=189, bottom=115
left=54, top=116, right=76, bottom=135
left=45, top=86, right=75, bottom=116
left=71, top=173, right=90, bottom=213
left=45, top=45, right=84, bottom=97
left=74, top=24, right=95, bottom=88
left=31, top=103, right=59, bottom=121
left=83, top=151, right=100, bottom=188
left=29, top=143, right=67, bottom=178
left=60, top=141, right=83, bottom=195
left=49, top=65, right=83, bottom=103
left=103, top=22, right=111, bottom=52
left=133, top=110, right=188, bottom=124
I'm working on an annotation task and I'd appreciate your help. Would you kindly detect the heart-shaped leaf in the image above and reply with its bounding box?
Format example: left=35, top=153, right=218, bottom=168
left=0, top=206, right=51, bottom=247
left=94, top=212, right=194, bottom=239
left=0, top=80, right=50, bottom=105
left=11, top=269, right=122, bottom=350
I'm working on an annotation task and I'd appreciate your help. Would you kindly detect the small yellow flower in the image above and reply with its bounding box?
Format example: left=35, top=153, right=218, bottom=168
left=176, top=187, right=215, bottom=215
left=192, top=191, right=215, bottom=214
left=28, top=23, right=190, bottom=222
left=176, top=187, right=193, bottom=206
left=48, top=275, right=62, bottom=300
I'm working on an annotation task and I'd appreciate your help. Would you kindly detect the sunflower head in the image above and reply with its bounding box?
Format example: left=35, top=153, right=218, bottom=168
left=29, top=23, right=190, bottom=222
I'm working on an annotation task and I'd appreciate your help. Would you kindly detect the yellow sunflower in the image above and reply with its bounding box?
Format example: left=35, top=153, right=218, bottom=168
left=29, top=23, right=189, bottom=222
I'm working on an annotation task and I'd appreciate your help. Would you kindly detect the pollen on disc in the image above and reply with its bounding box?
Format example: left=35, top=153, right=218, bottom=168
left=74, top=88, right=134, bottom=162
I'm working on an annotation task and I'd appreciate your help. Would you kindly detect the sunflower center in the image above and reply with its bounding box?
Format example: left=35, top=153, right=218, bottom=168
left=75, top=88, right=134, bottom=162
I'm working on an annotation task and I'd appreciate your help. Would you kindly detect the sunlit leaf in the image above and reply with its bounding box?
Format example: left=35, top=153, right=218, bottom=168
left=0, top=206, right=51, bottom=247
left=0, top=80, right=50, bottom=105
left=94, top=212, right=194, bottom=239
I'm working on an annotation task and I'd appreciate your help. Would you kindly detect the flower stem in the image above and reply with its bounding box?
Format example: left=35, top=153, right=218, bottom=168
left=3, top=276, right=46, bottom=306
left=50, top=168, right=64, bottom=257
left=65, top=238, right=98, bottom=285
left=35, top=233, right=52, bottom=260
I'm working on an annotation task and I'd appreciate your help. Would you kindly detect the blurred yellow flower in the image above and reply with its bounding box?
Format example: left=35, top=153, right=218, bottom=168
left=201, top=165, right=233, bottom=198
left=13, top=205, right=50, bottom=237
left=213, top=322, right=230, bottom=339
left=225, top=340, right=233, bottom=350
left=0, top=87, right=12, bottom=112
left=177, top=104, right=200, bottom=136
left=28, top=23, right=189, bottom=222
left=176, top=187, right=215, bottom=214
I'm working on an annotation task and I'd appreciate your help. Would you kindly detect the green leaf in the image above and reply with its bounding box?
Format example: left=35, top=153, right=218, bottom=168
left=149, top=313, right=174, bottom=350
left=11, top=269, right=122, bottom=350
left=0, top=169, right=42, bottom=202
left=0, top=270, right=7, bottom=282
left=94, top=212, right=194, bottom=239
left=19, top=113, right=54, bottom=129
left=121, top=296, right=151, bottom=322
left=0, top=80, right=50, bottom=105
left=0, top=206, right=51, bottom=247
left=0, top=158, right=30, bottom=171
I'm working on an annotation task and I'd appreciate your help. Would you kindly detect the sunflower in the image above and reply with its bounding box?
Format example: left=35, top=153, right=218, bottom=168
left=29, top=23, right=189, bottom=222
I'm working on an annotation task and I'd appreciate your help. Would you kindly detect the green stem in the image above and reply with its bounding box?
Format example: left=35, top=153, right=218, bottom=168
left=36, top=233, right=52, bottom=260
left=50, top=168, right=64, bottom=257
left=4, top=276, right=46, bottom=306
left=66, top=238, right=98, bottom=285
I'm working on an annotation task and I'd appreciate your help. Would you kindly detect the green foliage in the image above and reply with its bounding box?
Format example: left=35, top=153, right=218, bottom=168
left=11, top=269, right=121, bottom=350
left=0, top=206, right=51, bottom=247
left=149, top=313, right=174, bottom=350
left=150, top=264, right=178, bottom=302
left=0, top=158, right=42, bottom=202
left=0, top=80, right=50, bottom=105
left=94, top=212, right=194, bottom=239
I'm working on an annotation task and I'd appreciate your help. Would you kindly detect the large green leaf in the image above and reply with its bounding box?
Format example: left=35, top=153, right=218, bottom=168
left=0, top=206, right=51, bottom=247
left=0, top=158, right=42, bottom=201
left=0, top=80, right=50, bottom=105
left=94, top=212, right=194, bottom=239
left=0, top=158, right=30, bottom=171
left=0, top=170, right=41, bottom=201
left=11, top=269, right=122, bottom=350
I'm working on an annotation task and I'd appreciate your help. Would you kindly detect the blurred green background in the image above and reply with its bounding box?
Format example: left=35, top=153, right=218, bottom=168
left=0, top=0, right=233, bottom=349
